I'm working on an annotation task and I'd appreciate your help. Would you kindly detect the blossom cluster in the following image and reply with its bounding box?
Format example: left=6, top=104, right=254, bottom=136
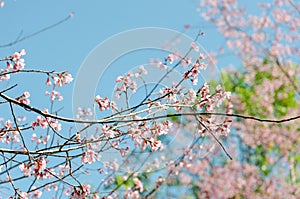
left=0, top=49, right=26, bottom=81
left=31, top=109, right=61, bottom=131
left=44, top=72, right=73, bottom=101
left=19, top=157, right=49, bottom=179
left=94, top=95, right=117, bottom=111
left=70, top=185, right=91, bottom=199
left=17, top=91, right=31, bottom=105
left=115, top=72, right=137, bottom=99
left=45, top=72, right=73, bottom=87
left=0, top=120, right=20, bottom=144
left=184, top=53, right=207, bottom=85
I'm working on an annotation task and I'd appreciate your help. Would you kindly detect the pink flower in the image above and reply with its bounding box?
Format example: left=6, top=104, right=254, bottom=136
left=23, top=91, right=30, bottom=98
left=71, top=184, right=91, bottom=199
left=4, top=49, right=26, bottom=71
left=58, top=164, right=70, bottom=176
left=0, top=69, right=10, bottom=81
left=19, top=49, right=26, bottom=56
left=50, top=120, right=62, bottom=131
left=5, top=120, right=12, bottom=129
left=82, top=149, right=100, bottom=164
left=42, top=135, right=50, bottom=144
left=116, top=76, right=123, bottom=83
left=19, top=163, right=31, bottom=176
left=62, top=73, right=73, bottom=84
left=0, top=1, right=4, bottom=8
left=139, top=65, right=148, bottom=74
left=167, top=54, right=175, bottom=64
left=64, top=189, right=71, bottom=196
left=52, top=73, right=73, bottom=87
left=18, top=91, right=30, bottom=105
left=31, top=133, right=37, bottom=142
left=32, top=116, right=48, bottom=129
left=18, top=191, right=30, bottom=199
left=114, top=72, right=138, bottom=98
left=45, top=77, right=52, bottom=86
left=33, top=157, right=47, bottom=179
left=6, top=62, right=12, bottom=69
left=133, top=177, right=144, bottom=192
left=32, top=187, right=42, bottom=198
left=13, top=58, right=25, bottom=71
left=52, top=76, right=62, bottom=87
left=104, top=130, right=115, bottom=138
left=95, top=95, right=112, bottom=111
left=149, top=139, right=162, bottom=151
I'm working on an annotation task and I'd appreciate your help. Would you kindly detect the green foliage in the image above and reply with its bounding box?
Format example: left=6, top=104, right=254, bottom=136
left=251, top=145, right=271, bottom=176
left=274, top=86, right=297, bottom=117
left=167, top=110, right=180, bottom=123
left=115, top=174, right=134, bottom=188
left=221, top=70, right=262, bottom=117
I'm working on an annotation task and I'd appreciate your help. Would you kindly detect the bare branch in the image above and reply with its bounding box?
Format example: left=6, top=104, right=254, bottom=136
left=0, top=13, right=73, bottom=48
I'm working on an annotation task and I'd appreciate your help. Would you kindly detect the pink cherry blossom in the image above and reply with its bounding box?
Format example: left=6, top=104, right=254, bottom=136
left=133, top=177, right=144, bottom=192
left=45, top=77, right=52, bottom=86
left=101, top=124, right=115, bottom=138
left=82, top=149, right=100, bottom=164
left=70, top=184, right=91, bottom=199
left=32, top=187, right=42, bottom=198
left=5, top=120, right=12, bottom=129
left=149, top=138, right=162, bottom=152
left=52, top=73, right=73, bottom=87
left=19, top=163, right=31, bottom=177
left=33, top=157, right=47, bottom=179
left=18, top=91, right=30, bottom=105
left=18, top=191, right=30, bottom=199
left=116, top=76, right=123, bottom=83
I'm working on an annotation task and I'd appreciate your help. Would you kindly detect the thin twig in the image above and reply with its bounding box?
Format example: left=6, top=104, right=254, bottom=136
left=0, top=13, right=73, bottom=48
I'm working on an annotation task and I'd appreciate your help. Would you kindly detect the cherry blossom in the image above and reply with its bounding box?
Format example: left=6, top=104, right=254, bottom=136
left=70, top=184, right=91, bottom=199
left=82, top=149, right=100, bottom=164
left=115, top=72, right=137, bottom=97
left=133, top=177, right=144, bottom=192
left=148, top=138, right=162, bottom=152
left=31, top=116, right=49, bottom=129
left=19, top=163, right=31, bottom=177
left=17, top=91, right=30, bottom=105
left=32, top=187, right=43, bottom=198
left=33, top=157, right=47, bottom=179
left=52, top=72, right=73, bottom=87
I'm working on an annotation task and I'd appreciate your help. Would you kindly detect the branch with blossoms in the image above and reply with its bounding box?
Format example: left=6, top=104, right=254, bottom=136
left=1, top=39, right=300, bottom=199
left=0, top=43, right=229, bottom=198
